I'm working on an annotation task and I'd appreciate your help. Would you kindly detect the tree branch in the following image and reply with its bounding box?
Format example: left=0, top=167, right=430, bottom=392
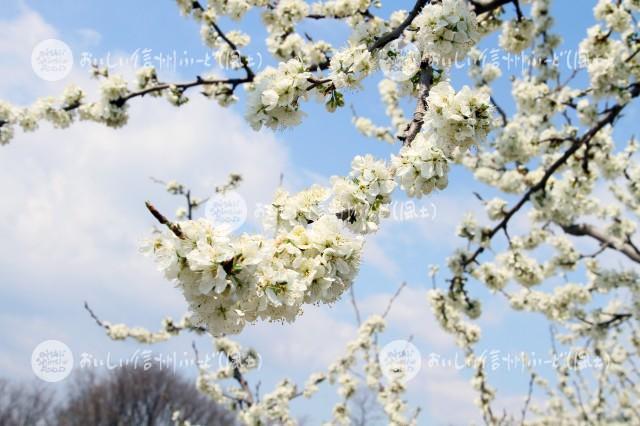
left=562, top=223, right=640, bottom=264
left=469, top=0, right=519, bottom=15
left=145, top=201, right=184, bottom=239
left=382, top=282, right=407, bottom=318
left=490, top=95, right=508, bottom=126
left=399, top=62, right=434, bottom=145
left=368, top=0, right=430, bottom=52
left=84, top=301, right=106, bottom=328
left=461, top=83, right=640, bottom=270
left=118, top=76, right=251, bottom=105
left=349, top=285, right=362, bottom=326
left=208, top=20, right=255, bottom=81
left=231, top=363, right=255, bottom=406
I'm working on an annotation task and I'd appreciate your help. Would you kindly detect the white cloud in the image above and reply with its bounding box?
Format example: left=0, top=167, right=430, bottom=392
left=0, top=4, right=292, bottom=379
left=243, top=304, right=357, bottom=371
left=0, top=3, right=60, bottom=101
left=361, top=227, right=401, bottom=280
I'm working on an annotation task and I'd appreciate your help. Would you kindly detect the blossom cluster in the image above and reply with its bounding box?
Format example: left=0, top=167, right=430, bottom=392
left=499, top=18, right=535, bottom=53
left=104, top=314, right=203, bottom=344
left=390, top=81, right=491, bottom=198
left=330, top=154, right=397, bottom=233
left=245, top=59, right=313, bottom=130
left=509, top=284, right=591, bottom=321
left=328, top=43, right=375, bottom=89
left=0, top=85, right=85, bottom=145
left=392, top=133, right=450, bottom=198
left=428, top=289, right=481, bottom=348
left=143, top=213, right=362, bottom=335
left=352, top=116, right=394, bottom=143
left=414, top=0, right=480, bottom=65
left=424, top=81, right=493, bottom=155
left=78, top=75, right=130, bottom=127
left=262, top=185, right=330, bottom=232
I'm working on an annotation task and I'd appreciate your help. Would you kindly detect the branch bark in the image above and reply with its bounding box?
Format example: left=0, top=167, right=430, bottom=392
left=399, top=62, right=434, bottom=145
left=562, top=223, right=640, bottom=264
left=469, top=0, right=517, bottom=15
left=368, top=0, right=430, bottom=52
left=145, top=201, right=184, bottom=239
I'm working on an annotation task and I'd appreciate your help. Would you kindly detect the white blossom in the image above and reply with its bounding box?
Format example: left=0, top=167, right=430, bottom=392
left=329, top=44, right=374, bottom=89
left=423, top=81, right=493, bottom=155
left=245, top=59, right=312, bottom=130
left=331, top=154, right=396, bottom=233
left=392, top=133, right=449, bottom=198
left=414, top=0, right=480, bottom=66
left=499, top=18, right=535, bottom=53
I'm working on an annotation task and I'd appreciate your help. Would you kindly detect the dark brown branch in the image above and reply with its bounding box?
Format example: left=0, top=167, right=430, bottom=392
left=231, top=363, right=255, bottom=406
left=626, top=236, right=640, bottom=257
left=562, top=223, right=640, bottom=264
left=625, top=46, right=640, bottom=63
left=399, top=62, right=434, bottom=145
left=460, top=83, right=640, bottom=270
left=368, top=0, right=430, bottom=52
left=579, top=244, right=608, bottom=259
left=490, top=95, right=508, bottom=126
left=190, top=1, right=252, bottom=79
left=306, top=77, right=333, bottom=91
left=118, top=76, right=251, bottom=105
left=512, top=0, right=524, bottom=20
left=209, top=21, right=255, bottom=81
left=145, top=201, right=184, bottom=239
left=577, top=312, right=632, bottom=328
left=469, top=0, right=518, bottom=15
left=84, top=301, right=107, bottom=328
left=307, top=9, right=373, bottom=21
left=186, top=190, right=194, bottom=220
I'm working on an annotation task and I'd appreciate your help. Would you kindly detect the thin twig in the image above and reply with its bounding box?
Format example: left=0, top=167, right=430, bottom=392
left=84, top=301, right=107, bottom=328
left=520, top=373, right=535, bottom=425
left=145, top=201, right=184, bottom=239
left=349, top=285, right=362, bottom=326
left=382, top=282, right=407, bottom=318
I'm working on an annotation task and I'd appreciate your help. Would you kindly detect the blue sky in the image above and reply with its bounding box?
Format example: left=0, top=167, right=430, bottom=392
left=1, top=0, right=635, bottom=424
